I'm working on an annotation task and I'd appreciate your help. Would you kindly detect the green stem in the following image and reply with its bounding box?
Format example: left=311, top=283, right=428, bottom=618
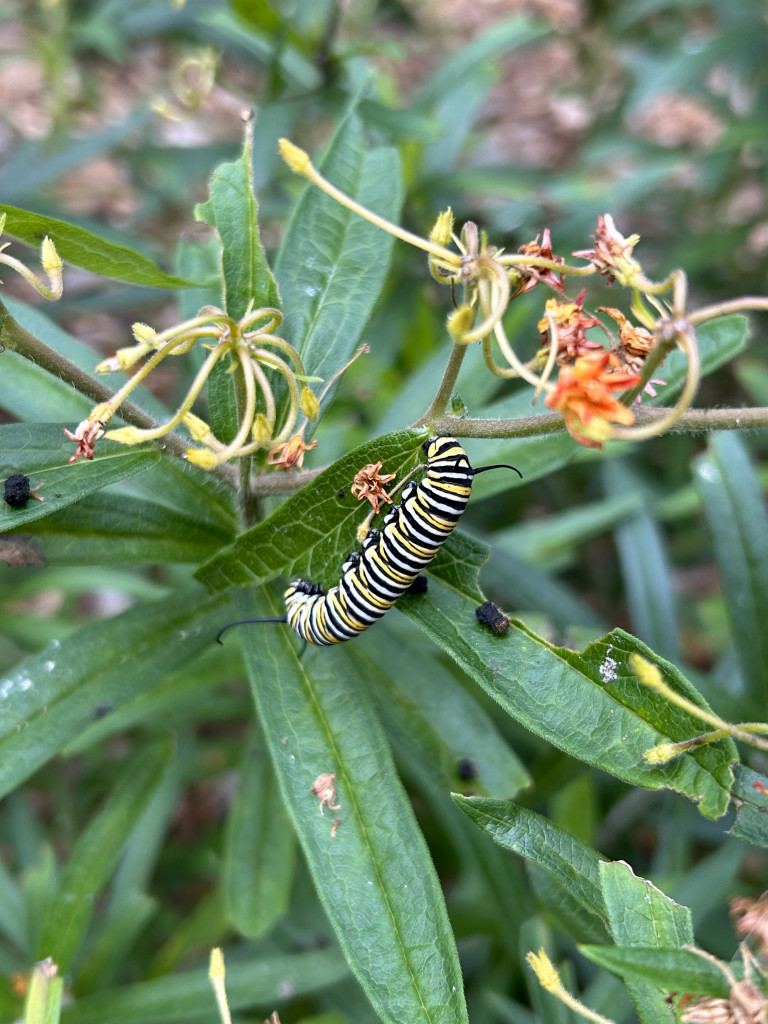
left=688, top=296, right=768, bottom=324
left=415, top=343, right=468, bottom=426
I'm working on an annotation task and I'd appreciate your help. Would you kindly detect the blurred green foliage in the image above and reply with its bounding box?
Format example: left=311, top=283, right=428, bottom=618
left=1, top=3, right=768, bottom=1024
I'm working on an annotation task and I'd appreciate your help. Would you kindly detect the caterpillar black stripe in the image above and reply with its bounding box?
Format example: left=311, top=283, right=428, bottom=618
left=217, top=436, right=520, bottom=646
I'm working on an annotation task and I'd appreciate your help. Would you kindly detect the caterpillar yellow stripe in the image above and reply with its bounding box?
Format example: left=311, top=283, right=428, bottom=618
left=217, top=436, right=520, bottom=647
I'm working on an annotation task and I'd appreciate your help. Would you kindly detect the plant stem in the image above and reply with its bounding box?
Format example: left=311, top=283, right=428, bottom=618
left=415, top=343, right=468, bottom=426
left=689, top=296, right=768, bottom=324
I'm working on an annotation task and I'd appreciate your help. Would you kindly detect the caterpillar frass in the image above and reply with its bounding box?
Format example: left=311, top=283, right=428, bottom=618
left=218, top=436, right=521, bottom=646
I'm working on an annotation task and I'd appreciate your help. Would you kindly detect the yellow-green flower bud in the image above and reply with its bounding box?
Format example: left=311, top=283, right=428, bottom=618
left=0, top=212, right=6, bottom=236
left=132, top=322, right=158, bottom=346
left=105, top=426, right=146, bottom=445
left=446, top=305, right=476, bottom=343
left=629, top=652, right=662, bottom=689
left=278, top=138, right=312, bottom=176
left=95, top=344, right=148, bottom=374
left=642, top=743, right=678, bottom=765
left=186, top=448, right=219, bottom=470
left=429, top=208, right=454, bottom=247
left=182, top=412, right=212, bottom=442
left=41, top=237, right=62, bottom=276
left=300, top=386, right=319, bottom=421
left=251, top=413, right=271, bottom=443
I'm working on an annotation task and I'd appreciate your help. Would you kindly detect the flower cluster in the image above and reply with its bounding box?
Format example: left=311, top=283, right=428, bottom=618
left=279, top=137, right=702, bottom=451
left=65, top=305, right=322, bottom=469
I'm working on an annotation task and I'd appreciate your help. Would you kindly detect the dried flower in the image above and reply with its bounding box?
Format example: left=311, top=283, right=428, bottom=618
left=545, top=351, right=641, bottom=449
left=350, top=461, right=396, bottom=513
left=599, top=306, right=667, bottom=398
left=310, top=773, right=341, bottom=814
left=573, top=213, right=642, bottom=286
left=268, top=433, right=318, bottom=472
left=731, top=894, right=768, bottom=957
left=539, top=290, right=604, bottom=363
left=515, top=229, right=565, bottom=294
left=63, top=418, right=106, bottom=464
left=680, top=946, right=767, bottom=1024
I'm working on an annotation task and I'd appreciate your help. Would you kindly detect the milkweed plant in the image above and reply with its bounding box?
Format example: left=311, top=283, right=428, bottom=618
left=2, top=106, right=768, bottom=1024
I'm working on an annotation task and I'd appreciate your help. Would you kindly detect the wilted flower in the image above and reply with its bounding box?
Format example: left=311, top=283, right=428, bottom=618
left=515, top=228, right=565, bottom=294
left=350, top=461, right=396, bottom=513
left=268, top=433, right=318, bottom=471
left=573, top=213, right=641, bottom=286
left=538, top=290, right=604, bottom=363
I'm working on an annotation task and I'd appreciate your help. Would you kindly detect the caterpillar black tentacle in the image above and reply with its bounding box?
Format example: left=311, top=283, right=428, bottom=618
left=218, top=436, right=520, bottom=646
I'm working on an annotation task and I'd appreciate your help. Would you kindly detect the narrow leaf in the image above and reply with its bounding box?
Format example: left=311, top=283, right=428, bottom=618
left=195, top=429, right=427, bottom=591
left=0, top=424, right=160, bottom=535
left=579, top=946, right=734, bottom=998
left=22, top=491, right=232, bottom=566
left=223, top=738, right=296, bottom=939
left=36, top=739, right=174, bottom=971
left=236, top=587, right=469, bottom=1024
left=0, top=587, right=233, bottom=798
left=275, top=110, right=403, bottom=414
left=1, top=204, right=201, bottom=288
left=195, top=122, right=279, bottom=320
left=599, top=860, right=693, bottom=1024
left=402, top=534, right=735, bottom=819
left=694, top=433, right=768, bottom=713
left=604, top=461, right=679, bottom=662
left=453, top=797, right=605, bottom=921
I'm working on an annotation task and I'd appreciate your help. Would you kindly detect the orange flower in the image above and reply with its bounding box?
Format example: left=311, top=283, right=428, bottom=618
left=545, top=351, right=641, bottom=449
left=267, top=433, right=317, bottom=471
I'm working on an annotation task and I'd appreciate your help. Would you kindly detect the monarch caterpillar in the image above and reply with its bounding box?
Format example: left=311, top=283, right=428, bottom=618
left=218, top=435, right=520, bottom=646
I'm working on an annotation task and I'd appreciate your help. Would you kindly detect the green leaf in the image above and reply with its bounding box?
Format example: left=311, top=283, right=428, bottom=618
left=22, top=490, right=232, bottom=566
left=348, top=623, right=530, bottom=798
left=729, top=763, right=768, bottom=848
left=223, top=737, right=296, bottom=939
left=1, top=204, right=201, bottom=288
left=0, top=587, right=233, bottom=799
left=0, top=424, right=160, bottom=536
left=236, top=587, right=468, bottom=1024
left=401, top=535, right=736, bottom=819
left=453, top=797, right=605, bottom=922
left=23, top=960, right=64, bottom=1024
left=194, top=124, right=280, bottom=445
left=61, top=948, right=350, bottom=1024
left=0, top=297, right=173, bottom=423
left=36, top=738, right=174, bottom=971
left=494, top=492, right=642, bottom=571
left=413, top=18, right=550, bottom=109
left=579, top=946, right=734, bottom=998
left=274, top=110, right=403, bottom=418
left=195, top=429, right=427, bottom=591
left=598, top=861, right=693, bottom=1024
left=694, top=433, right=768, bottom=714
left=195, top=122, right=279, bottom=320
left=604, top=461, right=680, bottom=662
